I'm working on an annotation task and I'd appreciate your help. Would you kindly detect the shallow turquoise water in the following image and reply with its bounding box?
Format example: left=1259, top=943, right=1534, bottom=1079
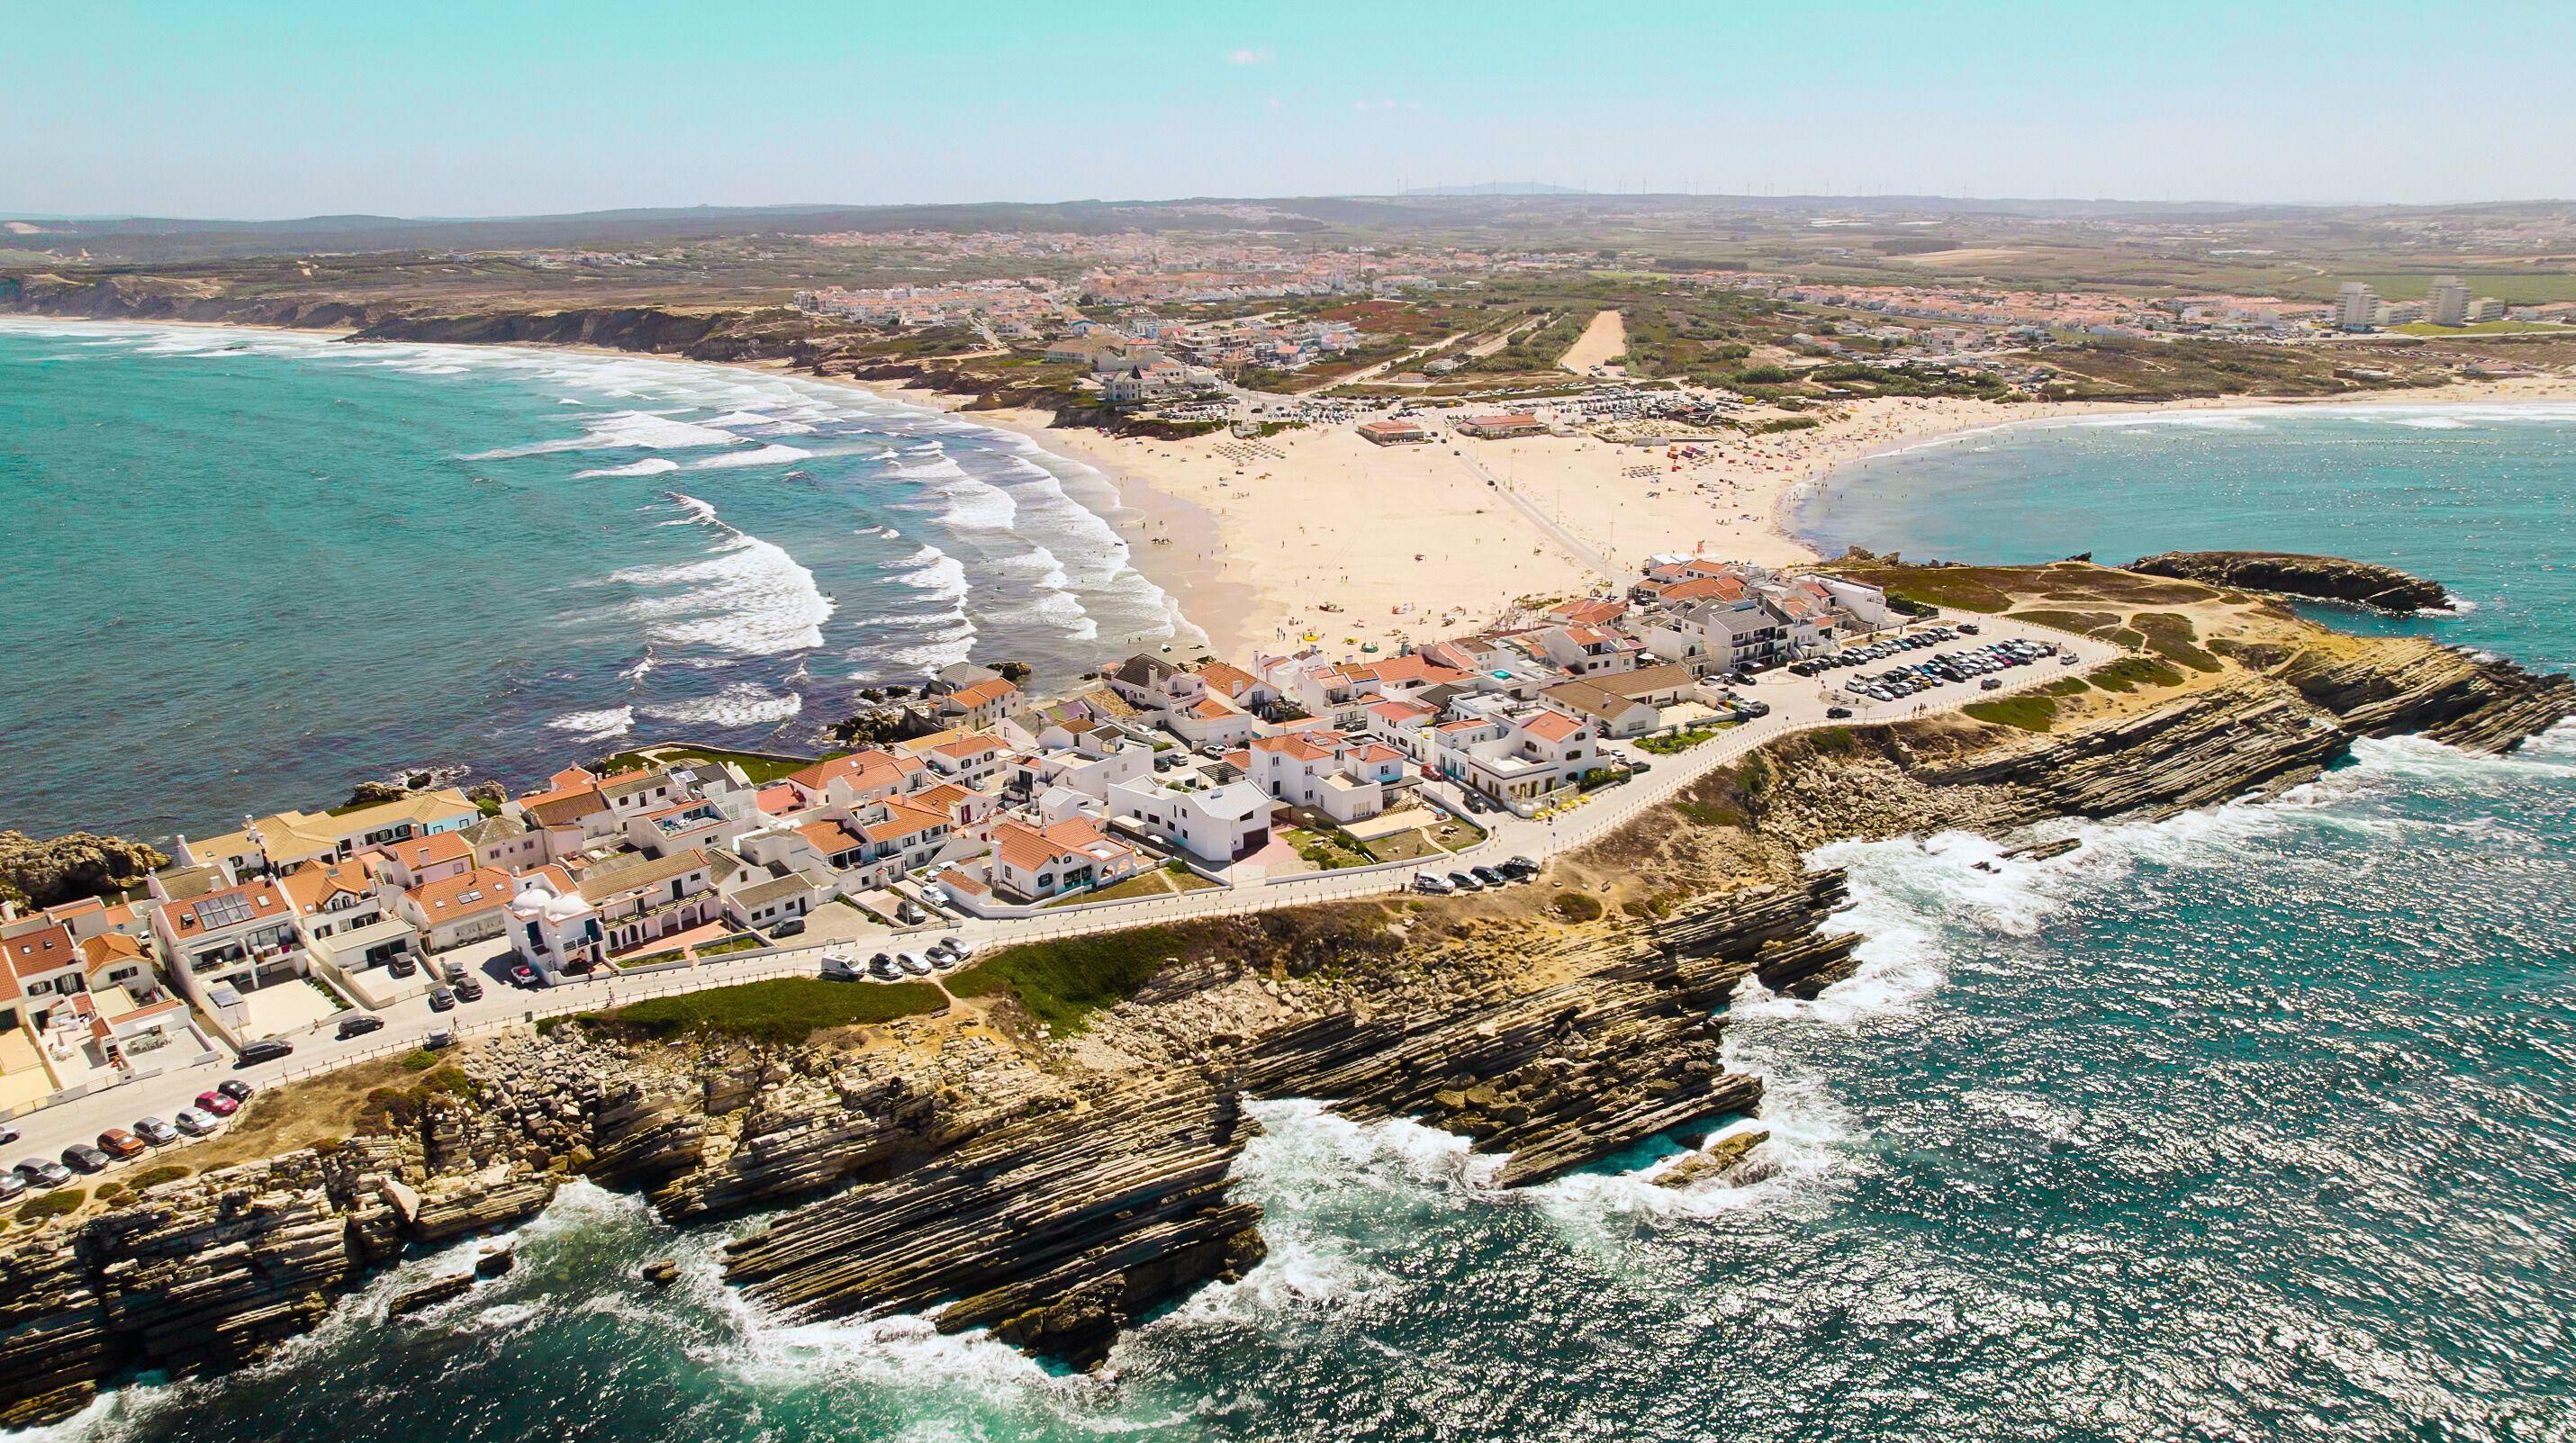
left=23, top=406, right=2576, bottom=1441
left=0, top=320, right=1187, bottom=842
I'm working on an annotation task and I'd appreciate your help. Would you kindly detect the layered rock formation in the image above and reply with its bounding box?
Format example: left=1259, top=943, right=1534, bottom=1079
left=2128, top=550, right=2452, bottom=613
left=0, top=602, right=2565, bottom=1420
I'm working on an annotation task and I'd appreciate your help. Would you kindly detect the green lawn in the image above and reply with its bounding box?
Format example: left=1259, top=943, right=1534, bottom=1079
left=1636, top=725, right=1729, bottom=755
left=600, top=744, right=822, bottom=787
left=584, top=977, right=945, bottom=1045
left=1963, top=695, right=2059, bottom=732
left=692, top=934, right=768, bottom=958
left=614, top=949, right=689, bottom=970
left=947, top=926, right=1186, bottom=1033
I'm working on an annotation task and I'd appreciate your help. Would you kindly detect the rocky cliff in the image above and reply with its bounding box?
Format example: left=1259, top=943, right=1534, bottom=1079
left=0, top=597, right=2566, bottom=1421
left=2128, top=550, right=2453, bottom=613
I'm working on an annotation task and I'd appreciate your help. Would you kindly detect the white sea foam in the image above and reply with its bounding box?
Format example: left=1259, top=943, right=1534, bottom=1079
left=545, top=706, right=636, bottom=741
left=609, top=493, right=834, bottom=654
left=643, top=683, right=803, bottom=728
left=684, top=442, right=814, bottom=471
left=469, top=409, right=744, bottom=459
left=574, top=456, right=682, bottom=479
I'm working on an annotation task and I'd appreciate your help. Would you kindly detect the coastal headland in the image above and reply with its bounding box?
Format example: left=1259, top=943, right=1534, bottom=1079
left=1, top=559, right=2566, bottom=1428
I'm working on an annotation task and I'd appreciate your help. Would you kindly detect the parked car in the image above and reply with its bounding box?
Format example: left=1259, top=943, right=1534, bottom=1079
left=131, top=1117, right=179, bottom=1147
left=940, top=936, right=974, bottom=963
left=425, top=1028, right=456, bottom=1051
left=870, top=953, right=903, bottom=980
left=1981, top=677, right=2004, bottom=690
left=14, top=1159, right=71, bottom=1189
left=219, top=1079, right=256, bottom=1104
left=0, top=1124, right=16, bottom=1147
left=386, top=954, right=419, bottom=979
left=236, top=1038, right=294, bottom=1067
left=337, top=1015, right=384, bottom=1040
left=442, top=962, right=469, bottom=986
left=1414, top=873, right=1455, bottom=895
left=1470, top=866, right=1508, bottom=888
left=173, top=1108, right=221, bottom=1138
left=0, top=1172, right=24, bottom=1202
left=70, top=1140, right=121, bottom=1170
left=428, top=987, right=456, bottom=1012
left=1448, top=870, right=1483, bottom=893
left=452, top=977, right=485, bottom=1003
left=897, top=951, right=933, bottom=977
left=196, top=1089, right=241, bottom=1117
left=511, top=963, right=541, bottom=988
left=770, top=916, right=805, bottom=939
left=1957, top=622, right=1981, bottom=635
left=1825, top=706, right=1853, bottom=719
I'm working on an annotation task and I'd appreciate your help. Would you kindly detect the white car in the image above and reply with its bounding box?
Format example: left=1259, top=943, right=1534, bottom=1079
left=896, top=951, right=934, bottom=977
left=939, top=936, right=974, bottom=963
left=173, top=1107, right=221, bottom=1137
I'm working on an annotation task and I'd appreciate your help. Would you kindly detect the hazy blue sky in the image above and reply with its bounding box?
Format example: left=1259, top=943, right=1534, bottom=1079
left=13, top=1, right=2574, bottom=217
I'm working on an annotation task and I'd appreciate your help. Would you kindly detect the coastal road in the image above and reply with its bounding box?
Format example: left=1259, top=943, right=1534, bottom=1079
left=5, top=612, right=2116, bottom=1179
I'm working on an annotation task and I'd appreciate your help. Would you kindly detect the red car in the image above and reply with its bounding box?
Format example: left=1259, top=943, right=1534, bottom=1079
left=195, top=1089, right=241, bottom=1117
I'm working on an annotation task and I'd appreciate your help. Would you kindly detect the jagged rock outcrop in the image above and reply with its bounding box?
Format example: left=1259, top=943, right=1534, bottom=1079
left=2129, top=550, right=2451, bottom=613
left=0, top=829, right=170, bottom=911
left=723, top=1079, right=1265, bottom=1369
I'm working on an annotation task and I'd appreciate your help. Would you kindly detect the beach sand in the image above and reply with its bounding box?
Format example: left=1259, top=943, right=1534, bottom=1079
left=827, top=373, right=2576, bottom=666
left=40, top=317, right=2570, bottom=670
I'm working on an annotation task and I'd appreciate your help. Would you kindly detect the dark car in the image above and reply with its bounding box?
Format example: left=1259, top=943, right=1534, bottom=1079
left=337, top=1014, right=385, bottom=1040
left=442, top=962, right=469, bottom=987
left=771, top=916, right=806, bottom=939
left=1449, top=870, right=1484, bottom=893
left=1469, top=866, right=1508, bottom=888
left=453, top=976, right=485, bottom=1002
left=62, top=1143, right=113, bottom=1174
left=14, top=1158, right=72, bottom=1189
left=428, top=987, right=457, bottom=1012
left=1825, top=706, right=1853, bottom=719
left=386, top=954, right=419, bottom=979
left=236, top=1038, right=294, bottom=1068
left=219, top=1079, right=256, bottom=1104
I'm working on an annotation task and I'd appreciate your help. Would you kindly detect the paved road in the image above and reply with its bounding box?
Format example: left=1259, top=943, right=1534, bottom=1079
left=5, top=612, right=2114, bottom=1181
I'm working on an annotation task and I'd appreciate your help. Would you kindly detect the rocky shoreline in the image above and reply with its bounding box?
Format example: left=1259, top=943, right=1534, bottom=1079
left=2127, top=549, right=2454, bottom=614
left=2, top=597, right=2571, bottom=1425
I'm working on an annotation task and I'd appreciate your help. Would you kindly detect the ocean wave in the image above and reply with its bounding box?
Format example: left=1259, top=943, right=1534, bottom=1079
left=610, top=495, right=834, bottom=654
left=468, top=410, right=745, bottom=459
left=685, top=443, right=815, bottom=471
left=642, top=683, right=803, bottom=728
left=574, top=457, right=682, bottom=479
left=545, top=706, right=636, bottom=742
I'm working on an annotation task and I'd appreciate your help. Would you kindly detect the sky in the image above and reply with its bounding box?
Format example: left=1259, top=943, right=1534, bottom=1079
left=12, top=0, right=2576, bottom=218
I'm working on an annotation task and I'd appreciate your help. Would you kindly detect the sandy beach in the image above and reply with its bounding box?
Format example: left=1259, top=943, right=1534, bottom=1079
left=835, top=372, right=2576, bottom=666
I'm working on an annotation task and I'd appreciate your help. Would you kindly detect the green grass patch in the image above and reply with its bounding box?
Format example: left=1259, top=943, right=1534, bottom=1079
left=588, top=977, right=945, bottom=1047
left=1882, top=575, right=2014, bottom=613
left=2090, top=655, right=2188, bottom=693
left=947, top=926, right=1186, bottom=1033
left=597, top=744, right=820, bottom=787
left=1637, top=725, right=1727, bottom=755
left=2009, top=608, right=2124, bottom=637
left=615, top=949, right=690, bottom=970
left=1551, top=891, right=1605, bottom=923
left=1673, top=798, right=1747, bottom=829
left=129, top=1165, right=191, bottom=1189
left=16, top=1189, right=84, bottom=1224
left=2042, top=676, right=2092, bottom=696
left=2132, top=612, right=2224, bottom=672
left=692, top=934, right=768, bottom=958
left=400, top=1049, right=441, bottom=1072
left=1963, top=695, right=2059, bottom=732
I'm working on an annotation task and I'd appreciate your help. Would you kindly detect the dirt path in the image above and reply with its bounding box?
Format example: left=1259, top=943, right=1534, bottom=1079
left=1558, top=308, right=1627, bottom=373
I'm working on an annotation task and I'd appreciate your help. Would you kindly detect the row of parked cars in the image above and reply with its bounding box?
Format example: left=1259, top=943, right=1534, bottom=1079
left=1414, top=856, right=1541, bottom=895
left=1787, top=624, right=1976, bottom=679
left=1839, top=636, right=2063, bottom=703
left=822, top=934, right=979, bottom=982
left=0, top=1080, right=258, bottom=1198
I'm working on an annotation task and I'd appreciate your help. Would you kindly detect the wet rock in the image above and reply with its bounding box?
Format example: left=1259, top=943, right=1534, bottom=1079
left=387, top=1274, right=475, bottom=1317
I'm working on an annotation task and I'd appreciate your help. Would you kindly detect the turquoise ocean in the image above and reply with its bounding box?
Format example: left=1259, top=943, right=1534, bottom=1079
left=12, top=383, right=2576, bottom=1439
left=0, top=319, right=1192, bottom=843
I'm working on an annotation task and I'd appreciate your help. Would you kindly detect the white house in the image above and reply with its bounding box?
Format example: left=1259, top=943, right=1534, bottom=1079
left=1107, top=777, right=1275, bottom=863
